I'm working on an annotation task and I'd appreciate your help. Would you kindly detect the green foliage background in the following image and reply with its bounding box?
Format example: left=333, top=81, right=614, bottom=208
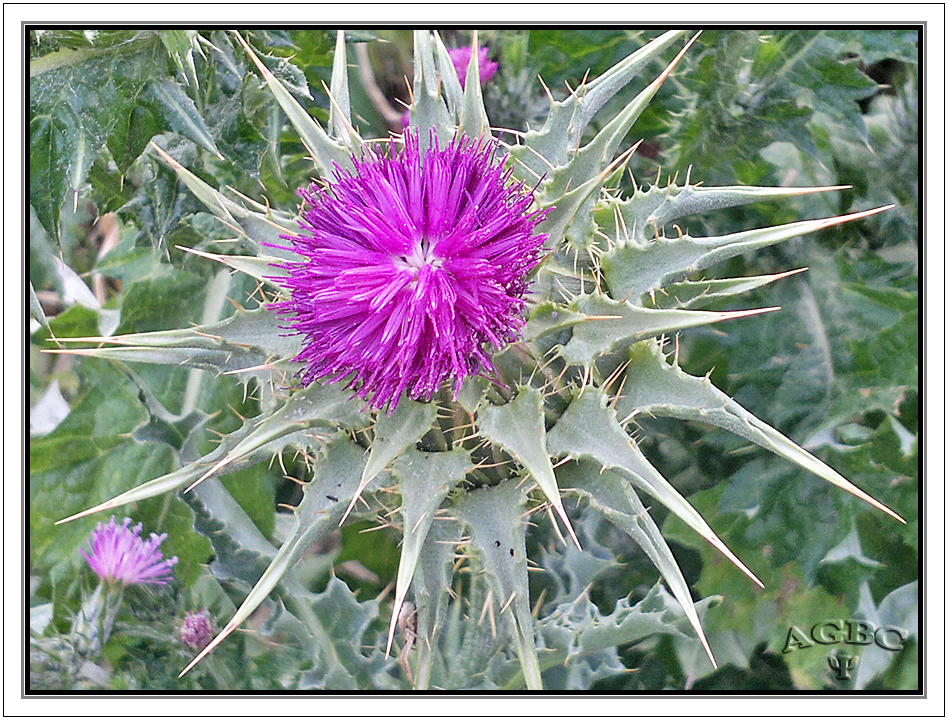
left=29, top=28, right=918, bottom=691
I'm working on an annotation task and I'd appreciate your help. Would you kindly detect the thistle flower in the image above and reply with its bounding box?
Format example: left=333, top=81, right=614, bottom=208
left=179, top=610, right=215, bottom=651
left=80, top=516, right=178, bottom=587
left=449, top=45, right=498, bottom=88
left=272, top=130, right=547, bottom=411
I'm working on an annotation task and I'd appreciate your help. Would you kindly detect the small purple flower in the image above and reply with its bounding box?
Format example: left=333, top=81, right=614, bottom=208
left=80, top=516, right=178, bottom=586
left=179, top=610, right=215, bottom=650
left=449, top=45, right=498, bottom=89
left=272, top=130, right=547, bottom=412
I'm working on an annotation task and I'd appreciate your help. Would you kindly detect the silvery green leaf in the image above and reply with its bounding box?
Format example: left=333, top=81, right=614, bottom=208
left=179, top=247, right=289, bottom=288
left=595, top=183, right=848, bottom=248
left=453, top=479, right=542, bottom=690
left=650, top=269, right=806, bottom=310
left=30, top=281, right=52, bottom=334
left=458, top=32, right=490, bottom=140
left=552, top=292, right=776, bottom=368
left=820, top=528, right=883, bottom=568
left=343, top=397, right=439, bottom=522
left=52, top=305, right=303, bottom=375
left=410, top=518, right=463, bottom=690
left=853, top=581, right=918, bottom=690
left=413, top=30, right=453, bottom=150
left=547, top=385, right=761, bottom=587
left=477, top=386, right=578, bottom=545
left=535, top=163, right=616, bottom=249
left=502, top=582, right=720, bottom=690
left=55, top=383, right=360, bottom=526
left=455, top=375, right=490, bottom=414
left=615, top=340, right=903, bottom=521
left=557, top=459, right=716, bottom=666
left=179, top=436, right=370, bottom=677
left=433, top=32, right=463, bottom=115
left=328, top=30, right=352, bottom=141
left=233, top=31, right=355, bottom=175
left=198, top=382, right=365, bottom=487
left=150, top=142, right=300, bottom=259
left=186, top=475, right=279, bottom=588
left=510, top=30, right=688, bottom=177
left=644, top=184, right=848, bottom=236
left=539, top=34, right=697, bottom=221
left=387, top=448, right=471, bottom=669
left=289, top=576, right=401, bottom=690
left=601, top=206, right=892, bottom=302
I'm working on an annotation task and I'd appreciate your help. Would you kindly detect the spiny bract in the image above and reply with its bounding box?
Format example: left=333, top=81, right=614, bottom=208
left=54, top=29, right=903, bottom=690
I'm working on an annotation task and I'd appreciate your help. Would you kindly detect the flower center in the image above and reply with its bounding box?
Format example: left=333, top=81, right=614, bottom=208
left=395, top=236, right=443, bottom=274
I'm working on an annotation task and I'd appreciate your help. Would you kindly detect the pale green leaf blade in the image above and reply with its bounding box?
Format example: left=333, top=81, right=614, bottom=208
left=547, top=386, right=762, bottom=586
left=547, top=34, right=698, bottom=202
left=853, top=581, right=918, bottom=689
left=51, top=305, right=303, bottom=374
left=536, top=160, right=625, bottom=249
left=433, top=32, right=463, bottom=115
left=506, top=582, right=719, bottom=690
left=413, top=30, right=453, bottom=149
left=556, top=292, right=777, bottom=368
left=596, top=184, right=850, bottom=248
left=615, top=340, right=904, bottom=522
left=569, top=30, right=688, bottom=149
left=386, top=448, right=472, bottom=657
left=149, top=141, right=240, bottom=222
left=601, top=206, right=893, bottom=302
left=645, top=184, right=850, bottom=232
left=524, top=301, right=589, bottom=341
left=191, top=382, right=366, bottom=489
left=478, top=386, right=579, bottom=546
left=455, top=375, right=490, bottom=415
left=178, top=246, right=289, bottom=288
left=557, top=459, right=716, bottom=667
left=30, top=281, right=52, bottom=334
left=328, top=30, right=352, bottom=139
left=652, top=268, right=807, bottom=309
left=233, top=31, right=352, bottom=176
left=453, top=480, right=542, bottom=690
left=458, top=31, right=490, bottom=140
left=342, top=398, right=438, bottom=521
left=511, top=30, right=688, bottom=176
left=179, top=436, right=369, bottom=676
left=409, top=518, right=463, bottom=689
left=150, top=134, right=308, bottom=260
left=56, top=420, right=328, bottom=526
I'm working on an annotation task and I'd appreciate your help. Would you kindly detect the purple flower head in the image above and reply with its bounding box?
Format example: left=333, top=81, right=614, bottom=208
left=449, top=45, right=498, bottom=89
left=272, top=130, right=548, bottom=412
left=80, top=516, right=178, bottom=587
left=180, top=610, right=215, bottom=650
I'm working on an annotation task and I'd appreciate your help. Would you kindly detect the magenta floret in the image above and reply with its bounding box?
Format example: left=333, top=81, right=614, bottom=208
left=80, top=516, right=178, bottom=586
left=449, top=45, right=499, bottom=88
